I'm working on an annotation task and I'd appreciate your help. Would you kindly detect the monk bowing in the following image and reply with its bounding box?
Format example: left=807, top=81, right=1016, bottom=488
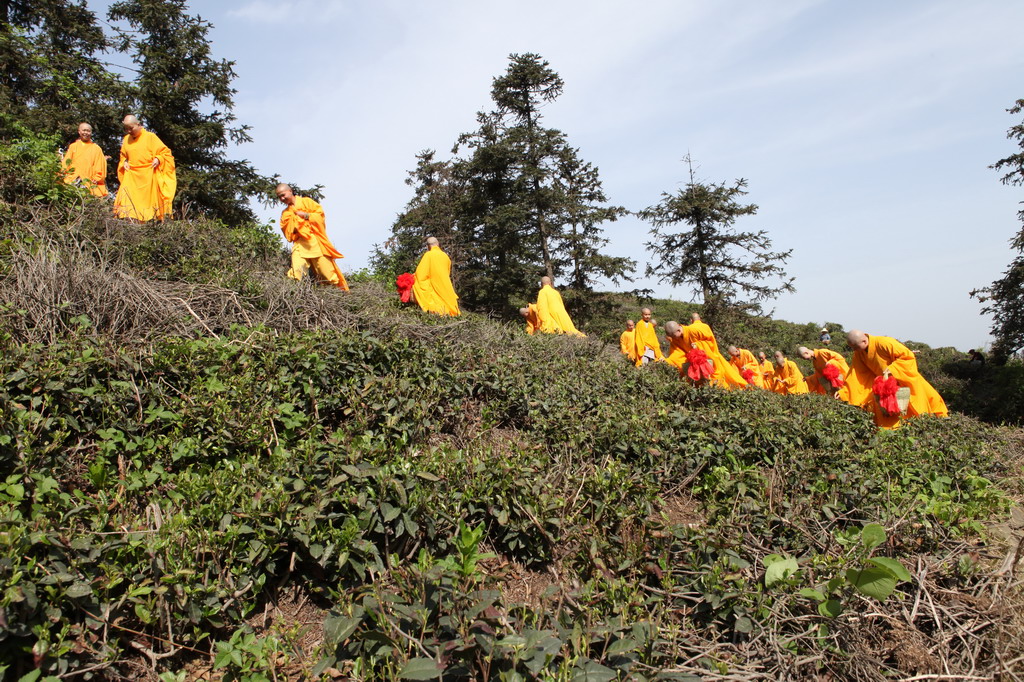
left=772, top=350, right=809, bottom=395
left=619, top=320, right=637, bottom=361
left=798, top=346, right=850, bottom=398
left=412, top=237, right=460, bottom=316
left=536, top=277, right=583, bottom=335
left=276, top=184, right=349, bottom=290
left=633, top=308, right=664, bottom=366
left=840, top=330, right=948, bottom=429
left=728, top=346, right=765, bottom=389
left=682, top=314, right=747, bottom=389
left=62, top=122, right=108, bottom=197
left=520, top=304, right=540, bottom=334
left=663, top=321, right=689, bottom=369
left=114, top=115, right=175, bottom=221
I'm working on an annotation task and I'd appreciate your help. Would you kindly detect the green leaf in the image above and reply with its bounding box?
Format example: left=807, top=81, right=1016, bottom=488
left=798, top=588, right=825, bottom=602
left=817, top=599, right=843, bottom=618
left=322, top=613, right=361, bottom=647
left=66, top=581, right=93, bottom=599
left=605, top=637, right=637, bottom=656
left=734, top=616, right=753, bottom=633
left=764, top=556, right=799, bottom=587
left=846, top=567, right=897, bottom=601
left=415, top=471, right=441, bottom=481
left=859, top=523, right=886, bottom=551
left=399, top=657, right=442, bottom=680
left=867, top=557, right=912, bottom=582
left=571, top=659, right=618, bottom=681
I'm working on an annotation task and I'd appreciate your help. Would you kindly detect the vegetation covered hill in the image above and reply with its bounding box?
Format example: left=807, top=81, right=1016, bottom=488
left=1, top=192, right=1023, bottom=681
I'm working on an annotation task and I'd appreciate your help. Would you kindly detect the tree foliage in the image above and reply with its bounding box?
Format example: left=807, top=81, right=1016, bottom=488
left=973, top=98, right=1024, bottom=362
left=640, top=156, right=794, bottom=315
left=379, top=53, right=633, bottom=315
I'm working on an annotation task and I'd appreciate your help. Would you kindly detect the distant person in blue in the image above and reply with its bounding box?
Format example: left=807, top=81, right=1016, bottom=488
left=819, top=327, right=832, bottom=345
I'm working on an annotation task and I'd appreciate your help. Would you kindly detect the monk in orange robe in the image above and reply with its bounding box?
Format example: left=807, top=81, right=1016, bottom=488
left=412, top=237, right=460, bottom=316
left=536, top=277, right=583, bottom=335
left=682, top=314, right=747, bottom=389
left=799, top=346, right=850, bottom=398
left=619, top=320, right=636, bottom=361
left=728, top=346, right=765, bottom=389
left=839, top=330, right=948, bottom=429
left=758, top=351, right=776, bottom=391
left=62, top=122, right=108, bottom=197
left=276, top=184, right=348, bottom=290
left=772, top=350, right=809, bottom=395
left=114, top=115, right=175, bottom=221
left=633, top=308, right=664, bottom=366
left=663, top=321, right=689, bottom=369
left=520, top=304, right=540, bottom=334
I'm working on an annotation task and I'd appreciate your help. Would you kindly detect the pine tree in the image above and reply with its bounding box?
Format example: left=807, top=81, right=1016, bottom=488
left=640, top=156, right=794, bottom=315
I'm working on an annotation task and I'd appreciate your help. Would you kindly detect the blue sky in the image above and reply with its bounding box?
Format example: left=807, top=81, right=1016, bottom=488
left=95, top=0, right=1023, bottom=350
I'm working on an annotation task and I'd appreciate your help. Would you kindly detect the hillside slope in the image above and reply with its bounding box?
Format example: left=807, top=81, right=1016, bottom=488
left=1, top=204, right=1022, bottom=681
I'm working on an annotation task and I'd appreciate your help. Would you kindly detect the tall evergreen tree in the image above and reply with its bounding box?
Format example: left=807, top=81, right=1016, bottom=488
left=108, top=0, right=268, bottom=226
left=972, top=98, right=1024, bottom=361
left=640, top=156, right=794, bottom=315
left=383, top=53, right=632, bottom=315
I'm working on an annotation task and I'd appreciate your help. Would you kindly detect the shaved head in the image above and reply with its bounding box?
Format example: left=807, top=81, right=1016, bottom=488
left=727, top=345, right=739, bottom=358
left=275, top=183, right=295, bottom=205
left=797, top=346, right=813, bottom=360
left=122, top=114, right=142, bottom=139
left=774, top=350, right=786, bottom=364
left=625, top=319, right=635, bottom=330
left=640, top=308, right=652, bottom=322
left=77, top=122, right=93, bottom=142
left=691, top=312, right=702, bottom=323
left=519, top=307, right=530, bottom=317
left=664, top=320, right=681, bottom=337
left=847, top=330, right=869, bottom=352
left=426, top=236, right=439, bottom=247
left=540, top=276, right=552, bottom=286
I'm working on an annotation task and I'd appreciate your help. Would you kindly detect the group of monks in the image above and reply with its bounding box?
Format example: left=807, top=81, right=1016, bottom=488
left=619, top=309, right=948, bottom=429
left=62, top=120, right=951, bottom=430
left=61, top=116, right=176, bottom=221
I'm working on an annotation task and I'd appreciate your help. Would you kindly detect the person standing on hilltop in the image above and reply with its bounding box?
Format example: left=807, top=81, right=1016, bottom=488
left=114, top=115, right=175, bottom=221
left=619, top=319, right=636, bottom=361
left=633, top=308, right=663, bottom=366
left=536, top=277, right=583, bottom=336
left=276, top=183, right=349, bottom=290
left=412, top=237, right=460, bottom=316
left=62, top=122, right=108, bottom=197
left=839, top=330, right=947, bottom=429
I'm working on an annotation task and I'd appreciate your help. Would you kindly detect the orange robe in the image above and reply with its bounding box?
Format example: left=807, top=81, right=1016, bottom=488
left=280, top=196, right=348, bottom=290
left=665, top=334, right=689, bottom=369
left=840, top=335, right=948, bottom=429
left=806, top=349, right=850, bottom=396
left=619, top=329, right=636, bottom=360
left=536, top=285, right=582, bottom=335
left=773, top=360, right=809, bottom=395
left=730, top=349, right=765, bottom=389
left=413, top=246, right=460, bottom=316
left=63, top=140, right=108, bottom=197
left=759, top=359, right=775, bottom=391
left=633, top=320, right=664, bottom=366
left=524, top=303, right=540, bottom=335
left=114, top=129, right=175, bottom=220
left=682, top=321, right=747, bottom=389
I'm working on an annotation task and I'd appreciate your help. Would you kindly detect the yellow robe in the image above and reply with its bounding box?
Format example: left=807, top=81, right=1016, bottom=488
left=633, top=320, right=664, bottom=366
left=682, top=321, right=748, bottom=389
left=840, top=335, right=948, bottom=429
left=63, top=140, right=108, bottom=197
left=413, top=246, right=460, bottom=316
left=759, top=359, right=775, bottom=391
left=524, top=303, right=540, bottom=335
left=730, top=348, right=765, bottom=389
left=114, top=129, right=175, bottom=221
left=773, top=359, right=809, bottom=395
left=536, top=285, right=582, bottom=335
left=280, top=196, right=349, bottom=290
left=619, top=329, right=636, bottom=360
left=806, top=349, right=850, bottom=396
left=665, top=334, right=689, bottom=369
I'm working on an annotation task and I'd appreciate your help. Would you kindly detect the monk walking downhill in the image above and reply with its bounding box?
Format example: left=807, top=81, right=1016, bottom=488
left=62, top=122, right=108, bottom=197
left=536, top=277, right=583, bottom=336
left=276, top=184, right=349, bottom=290
left=412, top=237, right=460, bottom=316
left=114, top=115, right=175, bottom=221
